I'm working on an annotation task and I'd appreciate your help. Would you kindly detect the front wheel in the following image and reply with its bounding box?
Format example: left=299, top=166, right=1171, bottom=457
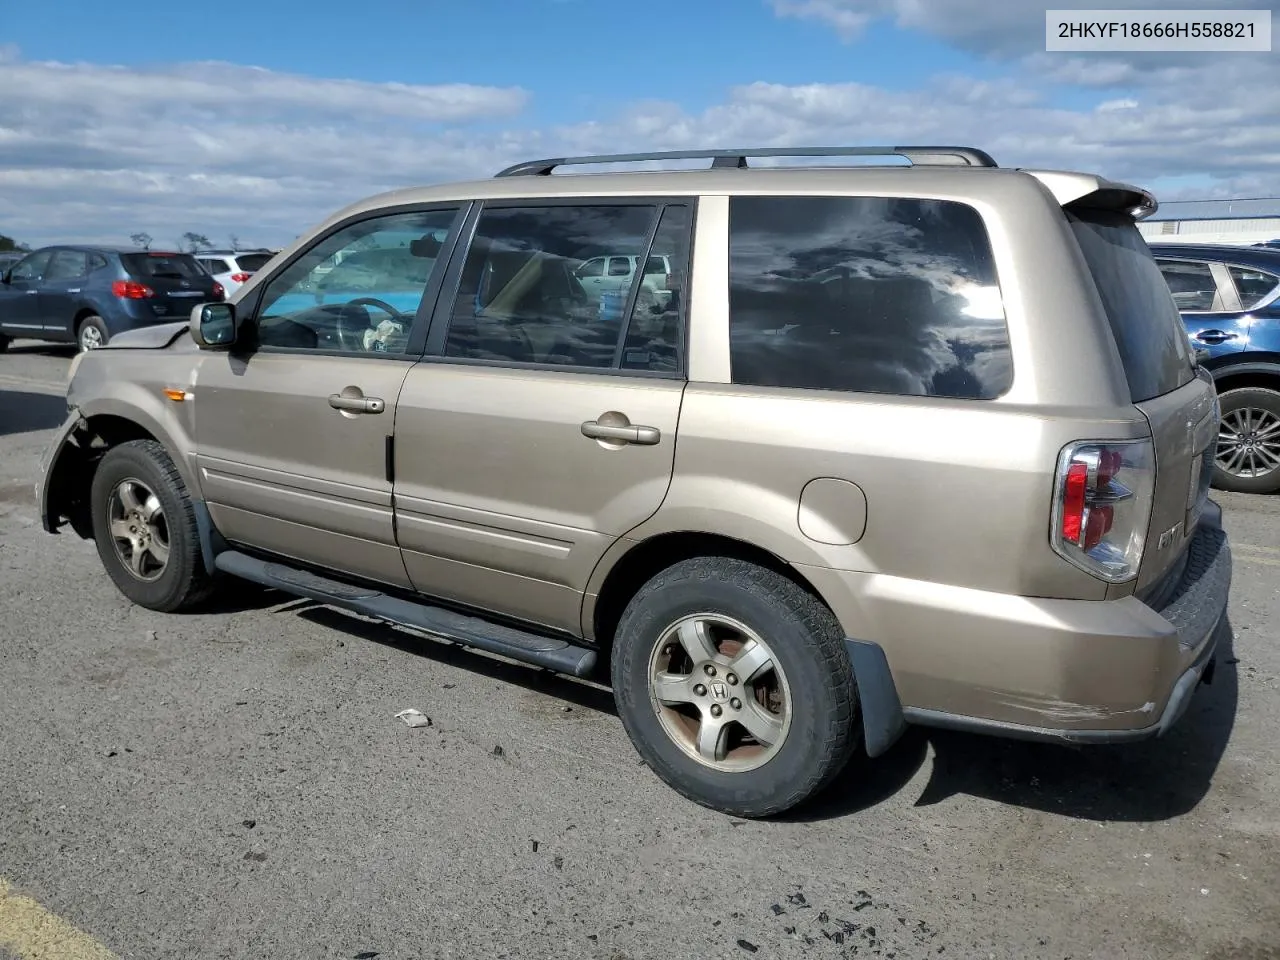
left=611, top=557, right=859, bottom=818
left=89, top=440, right=216, bottom=611
left=1213, top=386, right=1280, bottom=494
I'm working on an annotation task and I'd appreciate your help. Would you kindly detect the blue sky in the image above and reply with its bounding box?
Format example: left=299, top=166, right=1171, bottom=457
left=8, top=1, right=1002, bottom=119
left=1, top=0, right=1276, bottom=247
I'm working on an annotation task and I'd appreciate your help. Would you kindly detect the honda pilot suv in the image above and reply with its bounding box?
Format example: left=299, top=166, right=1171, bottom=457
left=38, top=146, right=1232, bottom=817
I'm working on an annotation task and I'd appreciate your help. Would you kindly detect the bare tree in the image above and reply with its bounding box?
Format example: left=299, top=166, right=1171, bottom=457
left=182, top=232, right=212, bottom=253
left=129, top=232, right=152, bottom=250
left=228, top=234, right=242, bottom=250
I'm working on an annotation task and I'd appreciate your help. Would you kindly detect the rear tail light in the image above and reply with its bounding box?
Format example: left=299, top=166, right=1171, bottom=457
left=1051, top=439, right=1155, bottom=582
left=229, top=272, right=251, bottom=283
left=111, top=280, right=154, bottom=299
left=212, top=282, right=225, bottom=299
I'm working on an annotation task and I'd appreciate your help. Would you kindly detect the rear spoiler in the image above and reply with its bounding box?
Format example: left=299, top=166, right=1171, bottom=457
left=1023, top=170, right=1158, bottom=221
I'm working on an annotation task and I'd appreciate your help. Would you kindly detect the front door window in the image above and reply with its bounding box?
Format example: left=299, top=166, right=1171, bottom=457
left=253, top=209, right=459, bottom=353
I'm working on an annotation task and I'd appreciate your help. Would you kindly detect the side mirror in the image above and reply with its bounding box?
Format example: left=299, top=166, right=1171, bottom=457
left=1, top=270, right=10, bottom=285
left=189, top=302, right=238, bottom=349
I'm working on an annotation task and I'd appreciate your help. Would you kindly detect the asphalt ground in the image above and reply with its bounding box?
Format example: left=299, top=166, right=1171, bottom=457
left=1, top=341, right=1278, bottom=960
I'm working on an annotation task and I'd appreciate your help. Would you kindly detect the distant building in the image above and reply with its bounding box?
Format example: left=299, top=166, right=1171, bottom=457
left=1137, top=197, right=1280, bottom=246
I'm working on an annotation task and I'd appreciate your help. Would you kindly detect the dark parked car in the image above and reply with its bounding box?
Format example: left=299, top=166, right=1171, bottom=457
left=1151, top=242, right=1280, bottom=493
left=0, top=246, right=224, bottom=352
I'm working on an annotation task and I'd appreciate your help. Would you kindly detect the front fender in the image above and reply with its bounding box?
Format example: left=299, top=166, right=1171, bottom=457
left=73, top=387, right=201, bottom=500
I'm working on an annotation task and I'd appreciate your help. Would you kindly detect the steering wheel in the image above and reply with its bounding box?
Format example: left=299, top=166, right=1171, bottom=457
left=334, top=297, right=408, bottom=352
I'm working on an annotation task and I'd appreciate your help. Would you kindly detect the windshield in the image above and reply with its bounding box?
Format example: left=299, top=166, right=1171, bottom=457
left=1067, top=210, right=1195, bottom=402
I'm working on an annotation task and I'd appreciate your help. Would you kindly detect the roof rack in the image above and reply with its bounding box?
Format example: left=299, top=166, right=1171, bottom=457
left=494, top=145, right=998, bottom=178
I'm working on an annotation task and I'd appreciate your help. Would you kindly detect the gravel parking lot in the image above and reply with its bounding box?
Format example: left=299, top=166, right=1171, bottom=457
left=2, top=342, right=1278, bottom=960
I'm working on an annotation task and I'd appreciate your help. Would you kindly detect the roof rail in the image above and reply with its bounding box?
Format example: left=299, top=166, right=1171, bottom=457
left=494, top=145, right=998, bottom=178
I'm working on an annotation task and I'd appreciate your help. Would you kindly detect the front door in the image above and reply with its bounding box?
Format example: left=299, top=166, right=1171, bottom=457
left=38, top=249, right=91, bottom=337
left=192, top=205, right=464, bottom=587
left=0, top=250, right=52, bottom=336
left=393, top=200, right=693, bottom=632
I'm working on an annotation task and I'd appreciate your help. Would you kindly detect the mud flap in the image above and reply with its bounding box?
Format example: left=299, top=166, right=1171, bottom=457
left=845, top=638, right=907, bottom=758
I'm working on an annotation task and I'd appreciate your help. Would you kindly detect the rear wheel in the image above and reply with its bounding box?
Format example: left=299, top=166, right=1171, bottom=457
left=77, top=315, right=108, bottom=352
left=0, top=332, right=10, bottom=353
left=611, top=556, right=858, bottom=818
left=89, top=439, right=216, bottom=611
left=1213, top=386, right=1280, bottom=494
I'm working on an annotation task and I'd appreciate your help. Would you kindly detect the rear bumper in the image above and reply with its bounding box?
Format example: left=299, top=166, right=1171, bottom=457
left=901, top=613, right=1224, bottom=744
left=809, top=501, right=1232, bottom=747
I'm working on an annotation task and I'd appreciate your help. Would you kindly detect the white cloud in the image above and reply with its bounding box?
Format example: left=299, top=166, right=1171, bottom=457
left=2, top=8, right=1279, bottom=252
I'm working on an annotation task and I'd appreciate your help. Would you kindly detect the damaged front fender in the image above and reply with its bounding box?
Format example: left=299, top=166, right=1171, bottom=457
left=37, top=408, right=94, bottom=537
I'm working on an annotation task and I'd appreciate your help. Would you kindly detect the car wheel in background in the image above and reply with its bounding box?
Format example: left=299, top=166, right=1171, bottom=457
left=0, top=333, right=10, bottom=353
left=77, top=315, right=109, bottom=352
left=89, top=439, right=217, bottom=611
left=1213, top=385, right=1280, bottom=494
left=610, top=556, right=859, bottom=818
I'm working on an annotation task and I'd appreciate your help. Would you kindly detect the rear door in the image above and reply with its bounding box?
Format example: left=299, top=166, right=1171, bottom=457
left=391, top=199, right=693, bottom=633
left=121, top=252, right=221, bottom=322
left=1154, top=255, right=1251, bottom=361
left=1069, top=212, right=1215, bottom=591
left=38, top=249, right=91, bottom=336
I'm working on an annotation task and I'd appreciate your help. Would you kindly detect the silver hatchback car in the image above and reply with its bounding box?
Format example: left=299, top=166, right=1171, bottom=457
left=39, top=146, right=1231, bottom=817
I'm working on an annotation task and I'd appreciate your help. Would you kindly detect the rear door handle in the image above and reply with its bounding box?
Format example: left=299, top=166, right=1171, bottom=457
left=328, top=393, right=385, bottom=414
left=1195, top=329, right=1238, bottom=344
left=581, top=418, right=660, bottom=445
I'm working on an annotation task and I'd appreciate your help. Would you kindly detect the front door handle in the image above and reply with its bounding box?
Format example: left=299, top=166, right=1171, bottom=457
left=1195, top=329, right=1238, bottom=344
left=25, top=289, right=37, bottom=296
left=328, top=392, right=385, bottom=414
left=581, top=417, right=660, bottom=445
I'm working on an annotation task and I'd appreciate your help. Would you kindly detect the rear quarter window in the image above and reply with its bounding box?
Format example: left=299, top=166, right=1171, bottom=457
left=1068, top=212, right=1194, bottom=402
left=728, top=195, right=1013, bottom=400
left=1228, top=264, right=1280, bottom=309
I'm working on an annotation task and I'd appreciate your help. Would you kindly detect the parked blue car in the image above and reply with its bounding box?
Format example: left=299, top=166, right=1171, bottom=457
left=1150, top=242, right=1280, bottom=494
left=0, top=246, right=224, bottom=352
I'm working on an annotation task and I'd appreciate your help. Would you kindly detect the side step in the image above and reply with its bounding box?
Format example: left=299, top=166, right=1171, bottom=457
left=213, top=550, right=598, bottom=678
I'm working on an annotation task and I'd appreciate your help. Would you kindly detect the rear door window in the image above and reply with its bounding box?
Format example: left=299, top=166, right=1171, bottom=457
left=728, top=195, right=1013, bottom=400
left=45, top=250, right=89, bottom=282
left=1156, top=259, right=1221, bottom=311
left=1067, top=211, right=1195, bottom=402
left=441, top=201, right=690, bottom=374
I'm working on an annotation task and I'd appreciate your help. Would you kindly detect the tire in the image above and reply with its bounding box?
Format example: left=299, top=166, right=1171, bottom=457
left=611, top=556, right=858, bottom=818
left=1213, top=386, right=1280, bottom=494
left=0, top=332, right=10, bottom=353
left=89, top=439, right=216, bottom=612
left=77, top=315, right=109, bottom=352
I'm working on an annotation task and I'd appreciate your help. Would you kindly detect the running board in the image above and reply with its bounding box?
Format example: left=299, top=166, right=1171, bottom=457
left=213, top=550, right=598, bottom=678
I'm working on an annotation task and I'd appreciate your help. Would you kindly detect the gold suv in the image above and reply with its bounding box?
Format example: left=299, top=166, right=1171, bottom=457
left=39, top=146, right=1232, bottom=817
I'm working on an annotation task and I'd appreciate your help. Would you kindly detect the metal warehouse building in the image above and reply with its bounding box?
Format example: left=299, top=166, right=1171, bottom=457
left=1137, top=197, right=1280, bottom=246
